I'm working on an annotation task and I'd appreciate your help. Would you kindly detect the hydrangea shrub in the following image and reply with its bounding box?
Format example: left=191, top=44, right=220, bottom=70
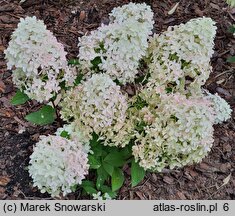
left=5, top=3, right=232, bottom=198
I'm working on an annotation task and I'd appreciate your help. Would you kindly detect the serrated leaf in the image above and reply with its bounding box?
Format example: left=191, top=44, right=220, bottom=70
left=104, top=152, right=125, bottom=167
left=102, top=161, right=114, bottom=176
left=11, top=90, right=29, bottom=105
left=111, top=168, right=124, bottom=191
left=227, top=56, right=235, bottom=63
left=25, top=105, right=56, bottom=125
left=88, top=155, right=101, bottom=169
left=131, top=160, right=145, bottom=187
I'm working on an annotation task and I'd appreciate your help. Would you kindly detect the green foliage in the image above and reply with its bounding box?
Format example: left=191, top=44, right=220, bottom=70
left=25, top=105, right=56, bottom=125
left=68, top=59, right=80, bottom=66
left=74, top=74, right=84, bottom=86
left=111, top=168, right=124, bottom=191
left=80, top=133, right=139, bottom=197
left=131, top=159, right=145, bottom=187
left=227, top=56, right=235, bottom=63
left=11, top=89, right=30, bottom=105
left=131, top=95, right=148, bottom=110
left=91, top=56, right=102, bottom=71
left=228, top=25, right=235, bottom=34
left=60, top=130, right=70, bottom=139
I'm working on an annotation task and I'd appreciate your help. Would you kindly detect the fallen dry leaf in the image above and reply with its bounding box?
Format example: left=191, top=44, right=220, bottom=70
left=0, top=176, right=10, bottom=186
left=221, top=173, right=231, bottom=187
left=168, top=2, right=179, bottom=15
left=0, top=80, right=6, bottom=93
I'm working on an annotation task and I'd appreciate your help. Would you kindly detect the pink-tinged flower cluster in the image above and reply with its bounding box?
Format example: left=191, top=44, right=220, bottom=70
left=147, top=17, right=217, bottom=95
left=4, top=16, right=77, bottom=102
left=132, top=93, right=215, bottom=171
left=60, top=74, right=133, bottom=147
left=78, top=3, right=154, bottom=84
left=203, top=90, right=232, bottom=124
left=28, top=135, right=89, bottom=197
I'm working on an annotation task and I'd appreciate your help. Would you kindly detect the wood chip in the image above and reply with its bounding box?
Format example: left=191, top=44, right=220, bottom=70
left=79, top=11, right=86, bottom=21
left=168, top=2, right=179, bottom=15
left=163, top=176, right=174, bottom=184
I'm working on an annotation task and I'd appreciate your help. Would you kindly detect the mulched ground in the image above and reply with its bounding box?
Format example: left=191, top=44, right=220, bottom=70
left=0, top=0, right=234, bottom=200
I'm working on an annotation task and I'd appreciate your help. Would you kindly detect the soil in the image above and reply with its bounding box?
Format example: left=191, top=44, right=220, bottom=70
left=0, top=0, right=234, bottom=200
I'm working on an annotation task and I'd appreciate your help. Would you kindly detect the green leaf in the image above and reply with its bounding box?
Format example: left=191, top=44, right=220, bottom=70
left=68, top=59, right=80, bottom=65
left=132, top=96, right=148, bottom=110
left=88, top=155, right=101, bottom=169
left=90, top=133, right=100, bottom=147
left=228, top=25, right=235, bottom=34
left=97, top=166, right=109, bottom=181
left=25, top=105, right=56, bottom=125
left=82, top=186, right=97, bottom=195
left=227, top=56, right=235, bottom=63
left=120, top=147, right=132, bottom=159
left=11, top=90, right=29, bottom=105
left=104, top=152, right=125, bottom=167
left=102, top=161, right=114, bottom=176
left=91, top=56, right=102, bottom=70
left=70, top=184, right=78, bottom=192
left=100, top=185, right=117, bottom=199
left=60, top=130, right=70, bottom=139
left=131, top=160, right=145, bottom=187
left=74, top=74, right=84, bottom=86
left=96, top=175, right=104, bottom=189
left=96, top=166, right=109, bottom=189
left=81, top=180, right=95, bottom=188
left=111, top=168, right=124, bottom=191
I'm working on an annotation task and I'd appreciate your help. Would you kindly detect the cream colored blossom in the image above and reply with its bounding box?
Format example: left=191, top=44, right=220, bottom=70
left=147, top=17, right=217, bottom=95
left=60, top=74, right=133, bottom=147
left=4, top=16, right=77, bottom=102
left=78, top=3, right=154, bottom=84
left=28, top=135, right=89, bottom=197
left=203, top=90, right=232, bottom=124
left=132, top=93, right=215, bottom=171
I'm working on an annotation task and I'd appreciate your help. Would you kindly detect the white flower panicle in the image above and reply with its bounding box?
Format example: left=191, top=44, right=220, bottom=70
left=203, top=90, right=232, bottom=124
left=109, top=2, right=154, bottom=26
left=4, top=16, right=77, bottom=102
left=148, top=17, right=217, bottom=95
left=78, top=3, right=154, bottom=84
left=28, top=135, right=89, bottom=197
left=60, top=74, right=132, bottom=147
left=132, top=93, right=215, bottom=171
